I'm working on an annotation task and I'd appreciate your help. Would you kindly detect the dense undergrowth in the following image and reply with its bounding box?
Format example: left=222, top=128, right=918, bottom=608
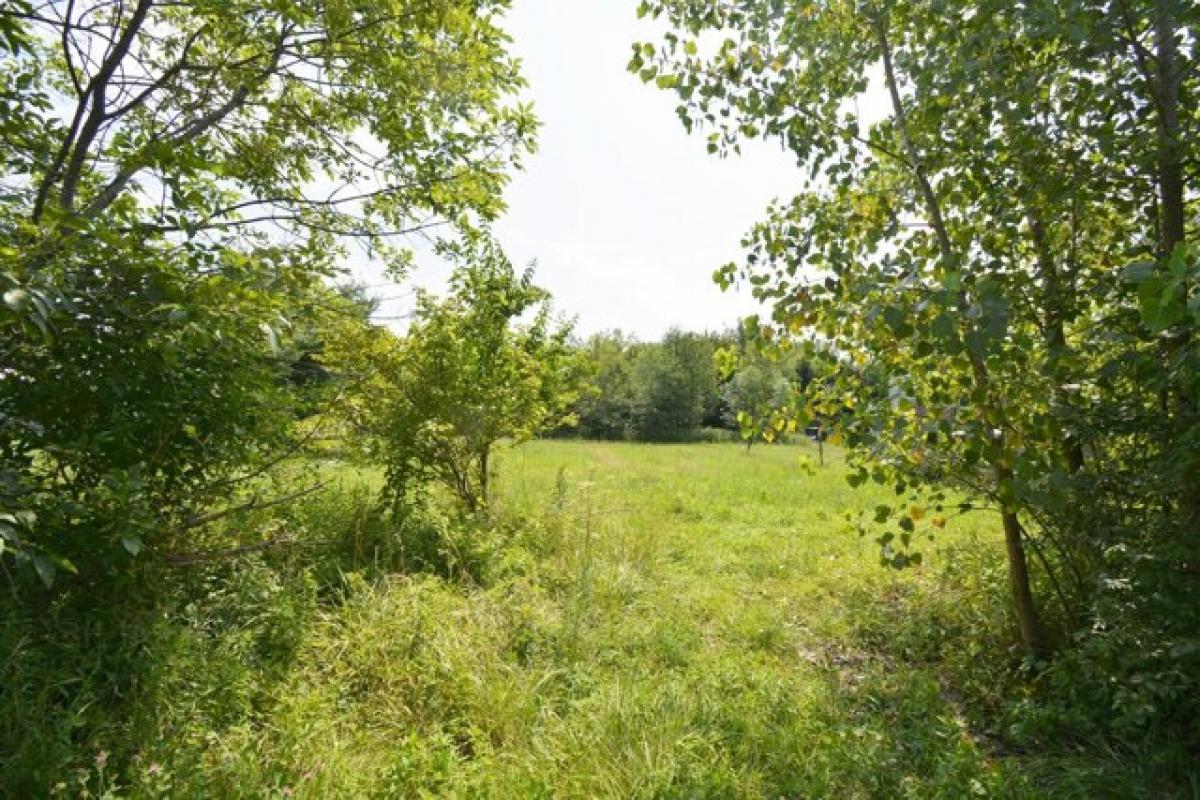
left=2, top=442, right=1195, bottom=798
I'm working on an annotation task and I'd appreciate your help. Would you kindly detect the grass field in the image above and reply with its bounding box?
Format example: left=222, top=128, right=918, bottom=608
left=10, top=440, right=1170, bottom=797
left=483, top=440, right=1021, bottom=797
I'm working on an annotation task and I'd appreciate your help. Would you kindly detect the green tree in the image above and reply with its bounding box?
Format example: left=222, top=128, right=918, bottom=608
left=576, top=331, right=638, bottom=439
left=723, top=358, right=791, bottom=450
left=629, top=346, right=696, bottom=440
left=633, top=0, right=1198, bottom=658
left=0, top=0, right=534, bottom=581
left=666, top=329, right=725, bottom=427
left=624, top=329, right=722, bottom=440
left=342, top=237, right=583, bottom=513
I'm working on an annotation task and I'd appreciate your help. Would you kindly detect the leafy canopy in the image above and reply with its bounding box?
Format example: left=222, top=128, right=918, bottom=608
left=337, top=236, right=583, bottom=512
left=0, top=0, right=536, bottom=583
left=633, top=0, right=1199, bottom=660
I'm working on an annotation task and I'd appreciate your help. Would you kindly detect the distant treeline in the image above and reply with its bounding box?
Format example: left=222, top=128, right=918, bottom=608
left=562, top=328, right=820, bottom=443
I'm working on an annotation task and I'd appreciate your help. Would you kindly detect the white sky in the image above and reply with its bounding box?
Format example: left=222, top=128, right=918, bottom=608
left=359, top=0, right=805, bottom=340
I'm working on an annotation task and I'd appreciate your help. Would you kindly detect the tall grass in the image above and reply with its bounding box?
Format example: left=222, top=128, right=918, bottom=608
left=1, top=441, right=1193, bottom=797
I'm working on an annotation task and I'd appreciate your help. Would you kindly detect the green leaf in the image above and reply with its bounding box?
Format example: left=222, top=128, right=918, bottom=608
left=882, top=306, right=910, bottom=337
left=1121, top=260, right=1155, bottom=284
left=1138, top=276, right=1185, bottom=331
left=940, top=271, right=962, bottom=293
left=1167, top=243, right=1189, bottom=277
left=33, top=555, right=55, bottom=589
left=52, top=554, right=78, bottom=574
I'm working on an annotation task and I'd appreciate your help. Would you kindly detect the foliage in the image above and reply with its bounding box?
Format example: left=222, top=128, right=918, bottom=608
left=0, top=0, right=535, bottom=583
left=659, top=328, right=725, bottom=430
left=628, top=345, right=703, bottom=441
left=722, top=358, right=791, bottom=443
left=573, top=328, right=730, bottom=441
left=0, top=235, right=340, bottom=584
left=632, top=0, right=1200, bottom=757
left=574, top=331, right=639, bottom=439
left=337, top=237, right=583, bottom=512
left=633, top=0, right=1199, bottom=695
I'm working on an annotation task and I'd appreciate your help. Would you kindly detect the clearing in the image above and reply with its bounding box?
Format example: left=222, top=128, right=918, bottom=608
left=190, top=440, right=1031, bottom=797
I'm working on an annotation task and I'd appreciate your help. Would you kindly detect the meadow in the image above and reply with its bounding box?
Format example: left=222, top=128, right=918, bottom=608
left=4, top=440, right=1184, bottom=798
left=7, top=3, right=1199, bottom=796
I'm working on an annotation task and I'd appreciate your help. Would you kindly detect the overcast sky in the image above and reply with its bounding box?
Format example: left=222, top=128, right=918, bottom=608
left=359, top=0, right=805, bottom=340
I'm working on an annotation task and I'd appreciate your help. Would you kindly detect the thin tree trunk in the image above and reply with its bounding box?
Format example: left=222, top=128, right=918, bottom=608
left=1029, top=216, right=1085, bottom=473
left=1154, top=3, right=1185, bottom=258
left=875, top=10, right=1044, bottom=650
left=1152, top=1, right=1199, bottom=526
left=478, top=444, right=490, bottom=510
left=1001, top=501, right=1045, bottom=654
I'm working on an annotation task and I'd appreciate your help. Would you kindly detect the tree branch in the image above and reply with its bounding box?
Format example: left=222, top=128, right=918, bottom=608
left=102, top=24, right=206, bottom=122
left=80, top=24, right=290, bottom=219
left=58, top=0, right=155, bottom=211
left=875, top=14, right=952, bottom=260
left=176, top=480, right=329, bottom=533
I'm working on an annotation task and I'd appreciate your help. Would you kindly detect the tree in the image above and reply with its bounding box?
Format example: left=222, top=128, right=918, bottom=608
left=664, top=329, right=724, bottom=427
left=575, top=331, right=638, bottom=439
left=0, top=0, right=535, bottom=582
left=628, top=345, right=697, bottom=440
left=723, top=360, right=790, bottom=450
left=624, top=329, right=722, bottom=440
left=342, top=237, right=583, bottom=513
left=633, top=0, right=1198, bottom=655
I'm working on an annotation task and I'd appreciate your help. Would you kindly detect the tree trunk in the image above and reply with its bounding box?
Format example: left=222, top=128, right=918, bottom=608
left=1152, top=1, right=1199, bottom=526
left=1154, top=3, right=1185, bottom=258
left=478, top=444, right=490, bottom=511
left=875, top=11, right=1044, bottom=651
left=1029, top=216, right=1084, bottom=473
left=1002, top=507, right=1045, bottom=654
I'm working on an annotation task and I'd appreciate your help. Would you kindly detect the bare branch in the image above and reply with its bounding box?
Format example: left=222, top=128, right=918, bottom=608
left=59, top=0, right=156, bottom=211
left=80, top=24, right=291, bottom=218
left=176, top=480, right=329, bottom=533
left=102, top=24, right=206, bottom=121
left=61, top=0, right=83, bottom=96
